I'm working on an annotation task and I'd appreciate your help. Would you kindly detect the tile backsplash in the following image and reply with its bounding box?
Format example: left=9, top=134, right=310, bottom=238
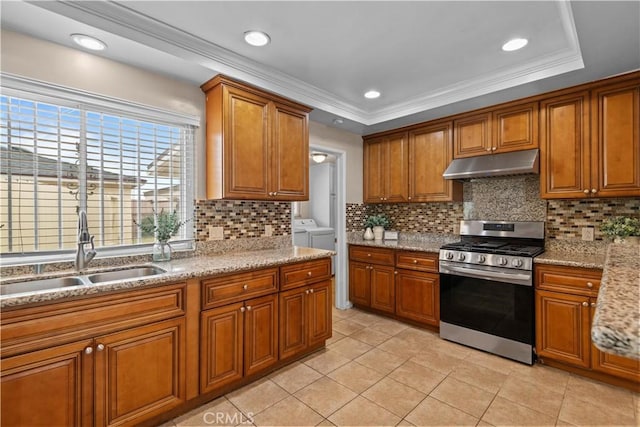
left=195, top=200, right=291, bottom=241
left=366, top=202, right=463, bottom=234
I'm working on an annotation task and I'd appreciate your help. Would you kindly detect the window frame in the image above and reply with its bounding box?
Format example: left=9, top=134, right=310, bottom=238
left=0, top=73, right=199, bottom=266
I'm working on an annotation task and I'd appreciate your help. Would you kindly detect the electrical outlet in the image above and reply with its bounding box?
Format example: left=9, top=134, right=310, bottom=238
left=264, top=225, right=273, bottom=237
left=208, top=226, right=224, bottom=241
left=582, top=227, right=594, bottom=241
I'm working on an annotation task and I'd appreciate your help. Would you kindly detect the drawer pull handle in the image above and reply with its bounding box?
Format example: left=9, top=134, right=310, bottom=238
left=85, top=346, right=93, bottom=355
left=96, top=344, right=105, bottom=352
left=243, top=284, right=248, bottom=290
left=307, top=271, right=312, bottom=277
left=582, top=301, right=588, bottom=307
left=586, top=282, right=593, bottom=288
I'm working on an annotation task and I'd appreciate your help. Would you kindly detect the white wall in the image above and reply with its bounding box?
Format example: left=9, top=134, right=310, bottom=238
left=1, top=30, right=364, bottom=203
left=309, top=121, right=363, bottom=203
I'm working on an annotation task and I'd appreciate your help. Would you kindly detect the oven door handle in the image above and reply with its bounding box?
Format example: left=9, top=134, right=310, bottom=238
left=442, top=265, right=532, bottom=286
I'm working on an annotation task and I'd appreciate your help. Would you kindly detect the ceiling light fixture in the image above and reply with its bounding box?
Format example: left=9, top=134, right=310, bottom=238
left=70, top=34, right=107, bottom=51
left=364, top=90, right=381, bottom=99
left=244, top=30, right=271, bottom=47
left=502, top=38, right=528, bottom=52
left=311, top=153, right=328, bottom=163
left=333, top=118, right=344, bottom=125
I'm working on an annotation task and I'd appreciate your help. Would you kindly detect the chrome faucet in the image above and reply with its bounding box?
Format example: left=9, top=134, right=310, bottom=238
left=75, top=209, right=96, bottom=271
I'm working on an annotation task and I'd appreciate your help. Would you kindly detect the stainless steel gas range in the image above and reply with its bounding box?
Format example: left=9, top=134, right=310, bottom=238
left=439, top=220, right=545, bottom=365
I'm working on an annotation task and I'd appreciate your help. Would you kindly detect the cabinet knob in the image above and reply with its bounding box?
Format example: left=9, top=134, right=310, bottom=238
left=583, top=189, right=590, bottom=194
left=582, top=301, right=588, bottom=307
left=413, top=259, right=418, bottom=264
left=486, top=148, right=492, bottom=152
left=305, top=289, right=310, bottom=294
left=380, top=197, right=384, bottom=201
left=240, top=306, right=246, bottom=312
left=309, top=289, right=314, bottom=294
left=591, top=189, right=597, bottom=194
left=367, top=253, right=371, bottom=257
left=587, top=282, right=593, bottom=288
left=243, top=284, right=248, bottom=290
left=273, top=192, right=278, bottom=196
left=492, top=147, right=497, bottom=151
left=591, top=302, right=596, bottom=308
left=96, top=344, right=105, bottom=352
left=408, top=197, right=412, bottom=200
left=394, top=271, right=398, bottom=275
left=307, top=271, right=312, bottom=277
left=246, top=305, right=252, bottom=311
left=85, top=346, right=93, bottom=355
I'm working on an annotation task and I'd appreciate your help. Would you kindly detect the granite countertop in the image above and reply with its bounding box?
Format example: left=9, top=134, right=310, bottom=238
left=0, top=246, right=335, bottom=309
left=533, top=250, right=607, bottom=269
left=347, top=233, right=456, bottom=253
left=591, top=243, right=640, bottom=360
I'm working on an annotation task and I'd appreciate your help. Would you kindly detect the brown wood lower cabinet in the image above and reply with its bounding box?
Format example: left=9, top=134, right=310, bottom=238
left=535, top=264, right=640, bottom=385
left=280, top=280, right=332, bottom=360
left=395, top=269, right=439, bottom=326
left=200, top=294, right=278, bottom=394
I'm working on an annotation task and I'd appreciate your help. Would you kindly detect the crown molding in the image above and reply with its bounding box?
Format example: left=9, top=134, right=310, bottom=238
left=28, top=1, right=584, bottom=126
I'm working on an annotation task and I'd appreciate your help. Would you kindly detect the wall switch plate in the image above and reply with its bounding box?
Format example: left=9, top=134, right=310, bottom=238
left=264, top=225, right=273, bottom=237
left=582, top=227, right=594, bottom=241
left=209, top=226, right=224, bottom=241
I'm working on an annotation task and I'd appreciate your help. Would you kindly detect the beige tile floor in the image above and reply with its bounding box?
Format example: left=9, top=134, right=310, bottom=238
left=166, top=307, right=640, bottom=427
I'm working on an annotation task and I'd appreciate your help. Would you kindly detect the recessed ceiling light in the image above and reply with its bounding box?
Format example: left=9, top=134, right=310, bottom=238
left=244, top=30, right=271, bottom=47
left=70, top=34, right=106, bottom=51
left=333, top=118, right=344, bottom=125
left=364, top=90, right=381, bottom=99
left=502, top=38, right=528, bottom=52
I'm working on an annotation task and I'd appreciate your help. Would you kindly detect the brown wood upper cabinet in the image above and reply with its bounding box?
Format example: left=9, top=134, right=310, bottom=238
left=540, top=77, right=640, bottom=198
left=201, top=75, right=311, bottom=201
left=363, top=131, right=409, bottom=203
left=453, top=101, right=539, bottom=159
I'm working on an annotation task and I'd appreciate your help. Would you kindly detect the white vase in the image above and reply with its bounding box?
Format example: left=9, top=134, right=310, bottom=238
left=373, top=226, right=385, bottom=240
left=363, top=227, right=374, bottom=240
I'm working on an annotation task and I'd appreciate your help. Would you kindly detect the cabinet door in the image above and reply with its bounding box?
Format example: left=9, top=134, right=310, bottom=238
left=223, top=86, right=271, bottom=199
left=271, top=103, right=309, bottom=200
left=384, top=132, right=409, bottom=203
left=590, top=299, right=640, bottom=382
left=396, top=270, right=440, bottom=326
left=591, top=80, right=640, bottom=197
left=453, top=112, right=492, bottom=158
left=279, top=287, right=308, bottom=359
left=370, top=265, right=396, bottom=313
left=308, top=280, right=332, bottom=346
left=535, top=290, right=591, bottom=368
left=493, top=102, right=539, bottom=153
left=200, top=303, right=244, bottom=394
left=540, top=92, right=591, bottom=199
left=363, top=138, right=386, bottom=203
left=409, top=122, right=461, bottom=202
left=94, top=317, right=186, bottom=427
left=349, top=261, right=371, bottom=307
left=244, top=294, right=279, bottom=377
left=1, top=339, right=93, bottom=427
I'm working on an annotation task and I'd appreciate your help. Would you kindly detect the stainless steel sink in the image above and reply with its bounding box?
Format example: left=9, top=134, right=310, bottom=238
left=86, top=266, right=166, bottom=283
left=0, top=276, right=87, bottom=296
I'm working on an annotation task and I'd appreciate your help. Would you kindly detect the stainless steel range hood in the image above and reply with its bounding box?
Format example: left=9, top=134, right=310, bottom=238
left=443, top=149, right=539, bottom=180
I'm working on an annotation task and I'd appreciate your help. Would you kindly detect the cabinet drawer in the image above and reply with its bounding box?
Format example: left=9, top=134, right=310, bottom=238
left=1, top=282, right=186, bottom=358
left=535, top=265, right=601, bottom=296
left=395, top=251, right=439, bottom=272
left=349, top=245, right=394, bottom=266
left=202, top=268, right=278, bottom=310
left=280, top=258, right=331, bottom=291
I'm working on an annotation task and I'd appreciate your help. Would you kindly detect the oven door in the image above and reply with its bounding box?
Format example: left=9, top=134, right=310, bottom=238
left=439, top=261, right=534, bottom=345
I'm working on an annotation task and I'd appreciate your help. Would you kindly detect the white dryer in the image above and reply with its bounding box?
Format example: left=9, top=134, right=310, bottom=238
left=293, top=219, right=335, bottom=252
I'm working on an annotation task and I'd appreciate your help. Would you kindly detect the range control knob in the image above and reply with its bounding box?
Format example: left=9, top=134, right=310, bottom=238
left=512, top=259, right=523, bottom=268
left=477, top=254, right=486, bottom=263
left=457, top=253, right=466, bottom=261
left=498, top=257, right=508, bottom=266
left=445, top=252, right=454, bottom=260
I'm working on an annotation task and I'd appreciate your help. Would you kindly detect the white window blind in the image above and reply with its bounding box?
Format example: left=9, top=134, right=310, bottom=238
left=1, top=94, right=195, bottom=256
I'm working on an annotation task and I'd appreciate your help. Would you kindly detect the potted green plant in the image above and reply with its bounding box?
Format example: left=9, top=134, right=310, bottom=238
left=135, top=208, right=191, bottom=261
left=600, top=216, right=640, bottom=245
left=364, top=214, right=391, bottom=240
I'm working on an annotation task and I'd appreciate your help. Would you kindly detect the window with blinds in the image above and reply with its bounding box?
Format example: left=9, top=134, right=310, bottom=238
left=0, top=94, right=195, bottom=255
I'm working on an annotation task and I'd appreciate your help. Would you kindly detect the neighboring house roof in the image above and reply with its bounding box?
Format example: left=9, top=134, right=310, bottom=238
left=0, top=145, right=142, bottom=184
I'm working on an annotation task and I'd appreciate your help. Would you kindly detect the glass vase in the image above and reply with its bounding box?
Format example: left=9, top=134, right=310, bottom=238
left=153, top=240, right=172, bottom=262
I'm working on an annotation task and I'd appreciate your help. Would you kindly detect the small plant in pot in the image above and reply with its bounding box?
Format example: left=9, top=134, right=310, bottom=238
left=600, top=216, right=640, bottom=245
left=135, top=208, right=191, bottom=261
left=364, top=214, right=391, bottom=240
